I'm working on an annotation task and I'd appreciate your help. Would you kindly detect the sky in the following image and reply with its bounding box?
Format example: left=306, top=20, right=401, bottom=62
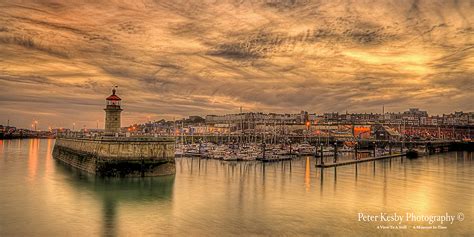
left=0, top=0, right=473, bottom=130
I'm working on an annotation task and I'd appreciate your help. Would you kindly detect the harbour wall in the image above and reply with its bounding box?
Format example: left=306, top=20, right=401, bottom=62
left=53, top=137, right=175, bottom=177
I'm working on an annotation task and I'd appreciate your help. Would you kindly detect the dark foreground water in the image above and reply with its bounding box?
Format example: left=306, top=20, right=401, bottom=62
left=0, top=139, right=472, bottom=236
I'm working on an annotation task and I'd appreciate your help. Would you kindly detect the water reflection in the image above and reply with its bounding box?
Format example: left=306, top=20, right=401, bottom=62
left=103, top=196, right=118, bottom=237
left=45, top=139, right=53, bottom=174
left=304, top=157, right=310, bottom=192
left=54, top=161, right=175, bottom=236
left=28, top=139, right=39, bottom=180
left=1, top=140, right=473, bottom=236
left=355, top=163, right=358, bottom=180
left=319, top=166, right=324, bottom=195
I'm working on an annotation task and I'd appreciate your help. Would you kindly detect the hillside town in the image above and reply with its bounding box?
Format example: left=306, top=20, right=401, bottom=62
left=120, top=108, right=472, bottom=140
left=1, top=108, right=473, bottom=141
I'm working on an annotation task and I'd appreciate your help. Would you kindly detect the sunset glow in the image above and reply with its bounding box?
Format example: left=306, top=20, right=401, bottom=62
left=0, top=0, right=472, bottom=129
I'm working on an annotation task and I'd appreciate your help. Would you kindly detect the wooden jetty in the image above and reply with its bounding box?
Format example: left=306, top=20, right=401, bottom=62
left=315, top=140, right=474, bottom=168
left=315, top=153, right=407, bottom=168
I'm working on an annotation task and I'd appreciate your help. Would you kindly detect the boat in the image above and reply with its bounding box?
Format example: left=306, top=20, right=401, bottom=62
left=405, top=149, right=419, bottom=159
left=183, top=144, right=210, bottom=158
left=296, top=142, right=316, bottom=156
left=259, top=154, right=295, bottom=162
left=258, top=147, right=296, bottom=162
left=174, top=146, right=184, bottom=157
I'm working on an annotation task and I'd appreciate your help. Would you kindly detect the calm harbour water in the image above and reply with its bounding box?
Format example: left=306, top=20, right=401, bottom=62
left=0, top=139, right=472, bottom=236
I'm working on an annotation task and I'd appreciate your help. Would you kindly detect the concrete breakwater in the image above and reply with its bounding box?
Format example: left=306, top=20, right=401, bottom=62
left=53, top=137, right=175, bottom=177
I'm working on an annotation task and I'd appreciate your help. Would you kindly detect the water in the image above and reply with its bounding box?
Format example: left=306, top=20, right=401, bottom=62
left=0, top=139, right=472, bottom=236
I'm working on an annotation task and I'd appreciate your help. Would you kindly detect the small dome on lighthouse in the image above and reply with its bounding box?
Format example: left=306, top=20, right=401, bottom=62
left=106, top=86, right=122, bottom=101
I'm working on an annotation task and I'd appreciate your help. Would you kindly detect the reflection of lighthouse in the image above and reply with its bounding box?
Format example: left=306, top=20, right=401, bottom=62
left=104, top=86, right=122, bottom=135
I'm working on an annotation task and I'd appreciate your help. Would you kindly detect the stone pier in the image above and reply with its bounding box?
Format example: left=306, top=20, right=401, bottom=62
left=53, top=137, right=175, bottom=177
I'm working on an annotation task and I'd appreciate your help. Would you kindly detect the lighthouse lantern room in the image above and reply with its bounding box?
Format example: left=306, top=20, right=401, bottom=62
left=104, top=86, right=123, bottom=134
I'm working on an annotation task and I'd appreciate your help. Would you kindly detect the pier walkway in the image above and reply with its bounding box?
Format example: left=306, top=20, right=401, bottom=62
left=315, top=140, right=473, bottom=168
left=315, top=153, right=406, bottom=168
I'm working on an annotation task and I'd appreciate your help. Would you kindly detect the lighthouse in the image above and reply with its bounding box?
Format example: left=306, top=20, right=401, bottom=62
left=104, top=86, right=122, bottom=134
left=54, top=85, right=175, bottom=177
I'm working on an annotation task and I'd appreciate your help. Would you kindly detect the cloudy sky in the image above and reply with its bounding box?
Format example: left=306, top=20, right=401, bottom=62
left=0, top=0, right=472, bottom=129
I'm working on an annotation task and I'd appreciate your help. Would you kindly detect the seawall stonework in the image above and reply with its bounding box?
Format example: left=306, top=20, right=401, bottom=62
left=53, top=137, right=176, bottom=177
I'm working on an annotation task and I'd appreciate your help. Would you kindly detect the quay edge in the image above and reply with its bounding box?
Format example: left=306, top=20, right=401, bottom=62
left=53, top=137, right=176, bottom=177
